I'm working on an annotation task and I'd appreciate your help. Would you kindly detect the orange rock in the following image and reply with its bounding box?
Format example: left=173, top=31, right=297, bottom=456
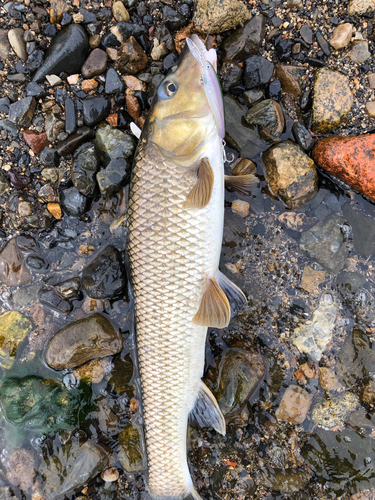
left=123, top=75, right=146, bottom=91
left=22, top=130, right=49, bottom=154
left=137, top=115, right=146, bottom=128
left=126, top=94, right=140, bottom=120
left=47, top=203, right=62, bottom=219
left=81, top=78, right=98, bottom=91
left=175, top=25, right=192, bottom=54
left=106, top=113, right=118, bottom=127
left=312, top=133, right=375, bottom=201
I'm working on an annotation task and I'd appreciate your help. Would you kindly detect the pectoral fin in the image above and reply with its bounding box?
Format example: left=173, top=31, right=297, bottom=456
left=217, top=270, right=247, bottom=316
left=225, top=174, right=264, bottom=214
left=183, top=158, right=214, bottom=210
left=190, top=381, right=226, bottom=435
left=192, top=276, right=231, bottom=328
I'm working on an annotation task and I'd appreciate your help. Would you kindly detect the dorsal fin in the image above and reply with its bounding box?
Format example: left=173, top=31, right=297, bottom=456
left=190, top=381, right=226, bottom=435
left=183, top=157, right=214, bottom=210
left=217, top=270, right=247, bottom=316
left=192, top=276, right=230, bottom=328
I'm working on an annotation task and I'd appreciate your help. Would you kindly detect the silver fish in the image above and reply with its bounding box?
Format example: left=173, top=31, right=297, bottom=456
left=127, top=35, right=256, bottom=500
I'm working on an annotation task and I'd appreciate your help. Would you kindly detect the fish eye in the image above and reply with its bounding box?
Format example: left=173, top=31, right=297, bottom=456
left=158, top=80, right=178, bottom=100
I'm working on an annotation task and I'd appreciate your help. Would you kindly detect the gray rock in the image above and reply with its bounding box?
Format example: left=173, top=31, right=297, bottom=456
left=348, top=40, right=371, bottom=63
left=8, top=97, right=36, bottom=128
left=243, top=89, right=264, bottom=107
left=72, top=142, right=99, bottom=197
left=94, top=124, right=136, bottom=166
left=96, top=158, right=130, bottom=198
left=81, top=48, right=108, bottom=78
left=292, top=121, right=315, bottom=151
left=220, top=15, right=266, bottom=63
left=243, top=55, right=274, bottom=89
left=40, top=146, right=59, bottom=167
left=60, top=186, right=90, bottom=217
left=0, top=29, right=10, bottom=60
left=8, top=28, right=27, bottom=62
left=299, top=215, right=348, bottom=273
left=82, top=96, right=110, bottom=127
left=45, top=113, right=65, bottom=142
left=105, top=67, right=124, bottom=94
left=245, top=99, right=285, bottom=143
left=342, top=203, right=375, bottom=256
left=0, top=119, right=18, bottom=136
left=219, top=62, right=242, bottom=93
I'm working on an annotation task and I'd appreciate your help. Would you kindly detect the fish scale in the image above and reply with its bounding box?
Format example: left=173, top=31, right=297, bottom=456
left=127, top=133, right=223, bottom=498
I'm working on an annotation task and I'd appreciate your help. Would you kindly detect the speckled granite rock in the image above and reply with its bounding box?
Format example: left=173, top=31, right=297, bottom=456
left=348, top=0, right=375, bottom=15
left=193, top=0, right=249, bottom=34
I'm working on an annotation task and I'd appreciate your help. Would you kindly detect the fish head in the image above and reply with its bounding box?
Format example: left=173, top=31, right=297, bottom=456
left=146, top=35, right=224, bottom=165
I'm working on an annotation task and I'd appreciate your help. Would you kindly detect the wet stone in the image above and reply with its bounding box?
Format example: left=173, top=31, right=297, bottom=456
left=60, top=186, right=90, bottom=217
left=292, top=121, right=315, bottom=151
left=57, top=126, right=94, bottom=157
left=316, top=31, right=331, bottom=56
left=342, top=203, right=375, bottom=257
left=299, top=215, right=348, bottom=273
left=8, top=28, right=27, bottom=62
left=96, top=158, right=131, bottom=198
left=263, top=140, right=318, bottom=209
left=0, top=310, right=33, bottom=368
left=26, top=82, right=46, bottom=98
left=245, top=99, right=284, bottom=143
left=300, top=24, right=313, bottom=44
left=5, top=448, right=37, bottom=491
left=115, top=36, right=148, bottom=75
left=46, top=313, right=123, bottom=369
left=0, top=237, right=31, bottom=286
left=64, top=98, right=76, bottom=135
left=83, top=96, right=110, bottom=127
left=40, top=146, right=59, bottom=167
left=276, top=385, right=313, bottom=424
left=45, top=113, right=65, bottom=142
left=72, top=142, right=99, bottom=197
left=82, top=245, right=127, bottom=299
left=258, top=468, right=312, bottom=494
left=220, top=15, right=265, bottom=63
left=118, top=421, right=146, bottom=473
left=275, top=39, right=294, bottom=61
left=275, top=64, right=304, bottom=97
left=162, top=6, right=187, bottom=31
left=300, top=266, right=326, bottom=292
left=243, top=55, right=274, bottom=90
left=94, top=124, right=136, bottom=166
left=243, top=89, right=264, bottom=107
left=112, top=1, right=130, bottom=22
left=32, top=24, right=89, bottom=83
left=8, top=97, right=36, bottom=128
left=81, top=48, right=108, bottom=79
left=193, top=0, right=249, bottom=34
left=23, top=130, right=49, bottom=154
left=319, top=367, right=343, bottom=392
left=219, top=62, right=242, bottom=93
left=105, top=67, right=124, bottom=94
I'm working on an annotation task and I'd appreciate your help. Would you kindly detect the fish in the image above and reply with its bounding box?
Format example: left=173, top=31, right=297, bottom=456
left=126, top=35, right=258, bottom=500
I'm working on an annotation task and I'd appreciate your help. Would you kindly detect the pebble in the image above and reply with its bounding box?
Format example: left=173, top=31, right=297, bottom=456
left=112, top=1, right=130, bottom=22
left=105, top=67, right=124, bottom=94
left=60, top=186, right=90, bottom=216
left=57, top=126, right=94, bottom=156
left=342, top=203, right=375, bottom=257
left=81, top=78, right=98, bottom=91
left=312, top=133, right=375, bottom=202
left=0, top=310, right=33, bottom=367
left=8, top=97, right=36, bottom=128
left=231, top=199, right=250, bottom=217
left=243, top=89, right=264, bottom=107
left=8, top=28, right=27, bottom=62
left=348, top=40, right=370, bottom=63
left=275, top=65, right=304, bottom=97
left=101, top=468, right=119, bottom=483
left=0, top=29, right=10, bottom=60
left=292, top=121, right=315, bottom=151
left=65, top=98, right=77, bottom=134
left=72, top=142, right=99, bottom=197
left=319, top=367, right=343, bottom=392
left=46, top=313, right=122, bottom=369
left=5, top=448, right=37, bottom=491
left=72, top=357, right=111, bottom=384
left=330, top=23, right=353, bottom=50
left=193, top=0, right=249, bottom=34
left=300, top=24, right=313, bottom=44
left=300, top=266, right=326, bottom=292
left=163, top=6, right=188, bottom=31
left=118, top=422, right=146, bottom=472
left=316, top=32, right=331, bottom=57
left=368, top=73, right=375, bottom=89
left=276, top=385, right=312, bottom=425
left=275, top=39, right=294, bottom=61
left=46, top=74, right=62, bottom=86
left=220, top=62, right=242, bottom=93
left=94, top=124, right=136, bottom=166
left=67, top=74, right=79, bottom=85
left=312, top=69, right=353, bottom=133
left=47, top=202, right=62, bottom=219
left=243, top=55, right=274, bottom=89
left=263, top=140, right=318, bottom=209
left=22, top=129, right=49, bottom=154
left=83, top=96, right=110, bottom=127
left=115, top=36, right=148, bottom=75
left=220, top=15, right=265, bottom=63
left=245, top=99, right=284, bottom=143
left=348, top=0, right=375, bottom=15
left=365, top=101, right=375, bottom=117
left=97, top=158, right=131, bottom=198
left=151, top=40, right=169, bottom=61
left=123, top=75, right=145, bottom=92
left=81, top=48, right=108, bottom=79
left=50, top=0, right=71, bottom=24
left=32, top=24, right=89, bottom=83
left=126, top=94, right=141, bottom=120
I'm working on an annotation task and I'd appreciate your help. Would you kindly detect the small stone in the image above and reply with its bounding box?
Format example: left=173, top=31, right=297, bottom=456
left=221, top=15, right=265, bottom=63
left=8, top=28, right=27, bottom=62
left=60, top=186, right=90, bottom=217
left=83, top=97, right=111, bottom=127
left=231, top=158, right=256, bottom=176
left=365, top=101, right=375, bottom=117
left=126, top=94, right=141, bottom=120
left=46, top=313, right=123, bottom=369
left=113, top=1, right=130, bottom=22
left=316, top=31, right=331, bottom=57
left=72, top=357, right=111, bottom=384
left=287, top=0, right=304, bottom=8
left=243, top=89, right=264, bottom=107
left=275, top=64, right=304, bottom=97
left=72, top=142, right=99, bottom=197
left=50, top=0, right=71, bottom=24
left=118, top=422, right=146, bottom=473
left=123, top=75, right=146, bottom=92
left=81, top=48, right=108, bottom=79
left=275, top=39, right=294, bottom=61
left=0, top=29, right=10, bottom=60
left=163, top=6, right=187, bottom=31
left=101, top=468, right=120, bottom=483
left=105, top=68, right=124, bottom=94
left=46, top=74, right=62, bottom=86
left=67, top=74, right=80, bottom=85
left=106, top=113, right=118, bottom=127
left=231, top=199, right=250, bottom=217
left=151, top=40, right=169, bottom=61
left=312, top=69, right=353, bottom=133
left=263, top=140, right=318, bottom=209
left=330, top=23, right=353, bottom=50
left=220, top=62, right=243, bottom=93
left=243, top=55, right=274, bottom=89
left=40, top=147, right=59, bottom=167
left=38, top=183, right=59, bottom=203
left=300, top=266, right=326, bottom=292
left=276, top=385, right=313, bottom=424
left=97, top=158, right=131, bottom=198
left=47, top=202, right=62, bottom=219
left=300, top=24, right=313, bottom=44
left=45, top=113, right=65, bottom=142
left=65, top=97, right=77, bottom=134
left=9, top=97, right=36, bottom=128
left=57, top=126, right=94, bottom=156
left=106, top=47, right=118, bottom=60
left=23, top=130, right=49, bottom=154
left=348, top=0, right=375, bottom=16
left=245, top=99, right=284, bottom=143
left=368, top=73, right=375, bottom=89
left=292, top=121, right=315, bottom=151
left=94, top=124, right=136, bottom=166
left=348, top=41, right=371, bottom=63
left=319, top=367, right=343, bottom=392
left=312, top=392, right=359, bottom=429
left=6, top=448, right=37, bottom=491
left=90, top=34, right=102, bottom=49
left=0, top=311, right=33, bottom=367
left=115, top=36, right=148, bottom=75
left=81, top=79, right=98, bottom=91
left=194, top=0, right=249, bottom=34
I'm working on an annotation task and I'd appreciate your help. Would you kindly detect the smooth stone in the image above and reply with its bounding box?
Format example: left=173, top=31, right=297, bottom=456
left=115, top=36, right=148, bottom=75
left=0, top=237, right=31, bottom=286
left=46, top=313, right=123, bottom=369
left=299, top=215, right=348, bottom=273
left=263, top=140, right=318, bottom=209
left=316, top=31, right=331, bottom=56
left=96, top=157, right=131, bottom=198
left=243, top=55, right=274, bottom=89
left=5, top=449, right=37, bottom=491
left=0, top=311, right=33, bottom=367
left=300, top=266, right=326, bottom=292
left=366, top=101, right=375, bottom=117
left=81, top=48, right=108, bottom=79
left=243, top=89, right=264, bottom=107
left=219, top=62, right=242, bottom=93
left=287, top=0, right=304, bottom=8
left=94, top=124, right=136, bottom=166
left=275, top=64, right=304, bottom=96
left=348, top=40, right=371, bottom=63
left=57, top=126, right=94, bottom=156
left=258, top=468, right=312, bottom=494
left=72, top=142, right=99, bottom=197
left=330, top=23, right=353, bottom=49
left=22, top=129, right=49, bottom=154
left=26, top=82, right=46, bottom=97
left=245, top=99, right=284, bottom=143
left=319, top=367, right=343, bottom=392
left=8, top=97, right=36, bottom=128
left=231, top=199, right=250, bottom=217
left=32, top=24, right=89, bottom=83
left=300, top=24, right=313, bottom=44
left=348, top=0, right=375, bottom=15
left=0, top=29, right=10, bottom=60
left=0, top=119, right=18, bottom=136
left=220, top=15, right=265, bottom=63
left=105, top=67, right=124, bottom=94
left=82, top=245, right=127, bottom=299
left=312, top=133, right=375, bottom=201
left=312, top=69, right=353, bottom=133
left=112, top=1, right=130, bottom=22
left=118, top=422, right=146, bottom=473
left=342, top=203, right=375, bottom=257
left=276, top=385, right=313, bottom=424
left=60, top=186, right=90, bottom=217
left=292, top=121, right=315, bottom=151
left=8, top=28, right=27, bottom=62
left=193, top=0, right=249, bottom=34
left=64, top=97, right=76, bottom=134
left=82, top=96, right=110, bottom=127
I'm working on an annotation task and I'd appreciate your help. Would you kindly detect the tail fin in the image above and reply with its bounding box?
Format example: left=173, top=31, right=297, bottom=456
left=142, top=490, right=203, bottom=500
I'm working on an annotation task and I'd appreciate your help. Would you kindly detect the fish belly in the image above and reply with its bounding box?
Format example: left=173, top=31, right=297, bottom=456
left=127, top=140, right=223, bottom=498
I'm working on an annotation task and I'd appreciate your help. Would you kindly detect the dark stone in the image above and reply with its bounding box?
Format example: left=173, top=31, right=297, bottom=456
left=26, top=50, right=44, bottom=71
left=40, top=146, right=59, bottom=167
left=300, top=89, right=313, bottom=111
left=178, top=3, right=190, bottom=17
left=316, top=31, right=331, bottom=57
left=8, top=97, right=36, bottom=128
left=342, top=203, right=375, bottom=257
left=32, top=24, right=89, bottom=83
left=154, top=25, right=175, bottom=52
left=266, top=79, right=282, bottom=101
left=39, top=288, right=72, bottom=313
left=162, top=6, right=187, bottom=31
left=0, top=98, right=10, bottom=114
left=221, top=15, right=266, bottom=63
left=243, top=55, right=274, bottom=89
left=82, top=245, right=127, bottom=299
left=81, top=48, right=108, bottom=79
left=134, top=91, right=149, bottom=111
left=26, top=255, right=48, bottom=272
left=300, top=24, right=313, bottom=44
left=64, top=98, right=77, bottom=135
left=44, top=24, right=57, bottom=37
left=275, top=39, right=294, bottom=61
left=292, top=121, right=315, bottom=151
left=163, top=52, right=178, bottom=72
left=96, top=158, right=131, bottom=198
left=117, top=109, right=132, bottom=129
left=105, top=68, right=124, bottom=94
left=82, top=97, right=110, bottom=127
left=54, top=87, right=67, bottom=105
left=243, top=89, right=264, bottom=107
left=245, top=99, right=284, bottom=142
left=8, top=170, right=31, bottom=189
left=60, top=186, right=90, bottom=216
left=61, top=12, right=72, bottom=25
left=79, top=8, right=97, bottom=24
left=306, top=57, right=325, bottom=68
left=115, top=36, right=148, bottom=75
left=72, top=142, right=99, bottom=197
left=220, top=62, right=242, bottom=93
left=101, top=31, right=121, bottom=49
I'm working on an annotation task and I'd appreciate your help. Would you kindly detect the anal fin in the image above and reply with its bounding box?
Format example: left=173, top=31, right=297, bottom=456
left=190, top=381, right=226, bottom=436
left=192, top=276, right=230, bottom=328
left=183, top=158, right=214, bottom=210
left=217, top=270, right=247, bottom=316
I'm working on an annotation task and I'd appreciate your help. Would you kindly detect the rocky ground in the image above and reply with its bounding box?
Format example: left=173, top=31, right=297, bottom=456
left=1, top=0, right=375, bottom=499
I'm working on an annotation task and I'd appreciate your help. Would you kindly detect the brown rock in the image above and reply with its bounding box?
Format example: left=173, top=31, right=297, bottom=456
left=0, top=237, right=31, bottom=286
left=57, top=126, right=94, bottom=156
left=81, top=78, right=99, bottom=91
left=123, top=75, right=146, bottom=91
left=81, top=48, right=108, bottom=78
left=220, top=15, right=265, bottom=63
left=115, top=36, right=148, bottom=75
left=106, top=113, right=118, bottom=127
left=275, top=64, right=304, bottom=96
left=348, top=0, right=375, bottom=15
left=231, top=199, right=250, bottom=217
left=277, top=213, right=317, bottom=232
left=300, top=266, right=326, bottom=292
left=151, top=41, right=169, bottom=61
left=276, top=385, right=313, bottom=424
left=106, top=47, right=118, bottom=61
left=366, top=101, right=375, bottom=118
left=312, top=68, right=353, bottom=133
left=245, top=99, right=284, bottom=143
left=50, top=0, right=71, bottom=24
left=112, top=1, right=130, bottom=22
left=72, top=357, right=111, bottom=383
left=368, top=73, right=375, bottom=89
left=319, top=367, right=343, bottom=392
left=312, top=133, right=375, bottom=201
left=23, top=130, right=50, bottom=154
left=231, top=158, right=256, bottom=176
left=194, top=0, right=249, bottom=34
left=101, top=468, right=120, bottom=482
left=0, top=29, right=10, bottom=60
left=6, top=448, right=37, bottom=491
left=175, top=26, right=191, bottom=54
left=126, top=94, right=141, bottom=120
left=329, top=23, right=353, bottom=50
left=90, top=34, right=102, bottom=49
left=47, top=202, right=62, bottom=219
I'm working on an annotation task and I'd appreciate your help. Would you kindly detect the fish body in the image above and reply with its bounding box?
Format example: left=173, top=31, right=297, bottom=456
left=127, top=36, right=246, bottom=499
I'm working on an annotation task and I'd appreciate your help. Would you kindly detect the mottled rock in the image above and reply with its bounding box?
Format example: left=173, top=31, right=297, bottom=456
left=243, top=89, right=264, bottom=107
left=112, top=1, right=130, bottom=22
left=243, top=55, right=274, bottom=89
left=46, top=313, right=123, bottom=369
left=9, top=97, right=36, bottom=128
left=118, top=421, right=146, bottom=473
left=259, top=468, right=312, bottom=494
left=101, top=467, right=120, bottom=483
left=194, top=0, right=249, bottom=34
left=319, top=367, right=343, bottom=392
left=0, top=311, right=33, bottom=367
left=348, top=0, right=375, bottom=15
left=5, top=448, right=37, bottom=491
left=312, top=133, right=375, bottom=202
left=32, top=24, right=89, bottom=83
left=275, top=64, right=304, bottom=96
left=50, top=0, right=71, bottom=24
left=72, top=142, right=99, bottom=197
left=126, top=94, right=141, bottom=120
left=0, top=237, right=31, bottom=286
left=57, top=126, right=94, bottom=157
left=94, top=124, right=136, bottom=166
left=276, top=385, right=313, bottom=424
left=8, top=28, right=27, bottom=62
left=60, top=186, right=90, bottom=217
left=245, top=99, right=284, bottom=143
left=330, top=23, right=353, bottom=49
left=45, top=113, right=65, bottom=142
left=220, top=15, right=265, bottom=63
left=96, top=158, right=131, bottom=198
left=299, top=215, right=348, bottom=273
left=287, top=0, right=304, bottom=8
left=342, top=203, right=375, bottom=257
left=73, top=357, right=111, bottom=384
left=263, top=140, right=318, bottom=209
left=312, top=69, right=353, bottom=133
left=115, top=36, right=148, bottom=75
left=81, top=48, right=108, bottom=78
left=82, top=245, right=127, bottom=299
left=23, top=130, right=49, bottom=154
left=0, top=29, right=10, bottom=60
left=231, top=158, right=256, bottom=176
left=82, top=96, right=110, bottom=127
left=163, top=6, right=187, bottom=31
left=300, top=266, right=326, bottom=292
left=348, top=40, right=370, bottom=63
left=311, top=392, right=359, bottom=429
